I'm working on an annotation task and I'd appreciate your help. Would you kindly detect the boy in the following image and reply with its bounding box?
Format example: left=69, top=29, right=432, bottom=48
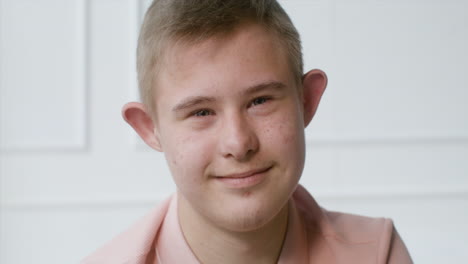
left=82, top=0, right=412, bottom=263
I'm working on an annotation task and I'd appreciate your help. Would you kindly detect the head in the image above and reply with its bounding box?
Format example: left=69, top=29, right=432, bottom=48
left=123, top=0, right=327, bottom=233
left=136, top=0, right=305, bottom=117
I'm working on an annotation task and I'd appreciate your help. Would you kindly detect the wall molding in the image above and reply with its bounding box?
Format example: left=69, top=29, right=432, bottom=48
left=306, top=135, right=468, bottom=147
left=2, top=185, right=467, bottom=211
left=0, top=0, right=90, bottom=152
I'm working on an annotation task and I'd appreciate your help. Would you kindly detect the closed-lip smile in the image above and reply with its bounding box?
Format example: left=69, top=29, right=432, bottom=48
left=214, top=166, right=272, bottom=189
left=218, top=166, right=271, bottom=179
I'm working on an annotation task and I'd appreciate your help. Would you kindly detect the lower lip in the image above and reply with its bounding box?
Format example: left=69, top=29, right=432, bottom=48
left=215, top=168, right=270, bottom=189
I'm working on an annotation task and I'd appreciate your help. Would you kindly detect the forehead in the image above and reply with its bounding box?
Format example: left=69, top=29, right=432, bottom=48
left=153, top=23, right=294, bottom=106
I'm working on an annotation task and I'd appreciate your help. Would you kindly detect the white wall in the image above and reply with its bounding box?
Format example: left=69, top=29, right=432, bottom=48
left=1, top=0, right=467, bottom=263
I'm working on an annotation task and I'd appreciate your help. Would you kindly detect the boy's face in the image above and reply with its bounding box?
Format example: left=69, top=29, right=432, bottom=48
left=152, top=23, right=308, bottom=231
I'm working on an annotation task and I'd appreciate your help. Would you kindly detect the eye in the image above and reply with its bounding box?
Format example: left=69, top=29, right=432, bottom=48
left=193, top=109, right=213, bottom=117
left=251, top=96, right=271, bottom=106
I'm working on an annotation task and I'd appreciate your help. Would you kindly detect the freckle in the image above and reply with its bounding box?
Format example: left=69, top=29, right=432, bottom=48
left=243, top=191, right=251, bottom=197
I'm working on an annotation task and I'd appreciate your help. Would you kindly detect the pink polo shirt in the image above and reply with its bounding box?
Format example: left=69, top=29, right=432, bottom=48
left=81, top=185, right=412, bottom=263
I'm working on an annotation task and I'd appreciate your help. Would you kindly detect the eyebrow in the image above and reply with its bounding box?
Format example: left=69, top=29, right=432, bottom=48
left=242, top=81, right=287, bottom=95
left=172, top=96, right=216, bottom=113
left=172, top=81, right=287, bottom=113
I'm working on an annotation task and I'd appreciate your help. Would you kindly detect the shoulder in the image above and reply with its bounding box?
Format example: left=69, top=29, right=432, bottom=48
left=323, top=209, right=393, bottom=244
left=322, top=210, right=412, bottom=263
left=293, top=185, right=412, bottom=263
left=80, top=195, right=173, bottom=264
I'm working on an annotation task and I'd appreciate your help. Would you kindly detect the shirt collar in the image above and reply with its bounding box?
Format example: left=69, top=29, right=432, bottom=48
left=156, top=186, right=321, bottom=264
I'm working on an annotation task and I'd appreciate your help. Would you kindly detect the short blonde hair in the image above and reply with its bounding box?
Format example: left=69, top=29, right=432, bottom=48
left=137, top=0, right=303, bottom=116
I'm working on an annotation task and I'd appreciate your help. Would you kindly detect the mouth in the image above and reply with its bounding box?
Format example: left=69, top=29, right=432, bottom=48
left=214, top=166, right=272, bottom=189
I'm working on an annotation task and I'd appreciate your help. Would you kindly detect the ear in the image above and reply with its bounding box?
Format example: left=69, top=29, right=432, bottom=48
left=122, top=102, right=162, bottom=151
left=302, top=69, right=328, bottom=127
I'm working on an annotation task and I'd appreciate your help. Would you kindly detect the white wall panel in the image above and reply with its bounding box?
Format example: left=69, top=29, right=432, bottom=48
left=302, top=142, right=468, bottom=197
left=330, top=2, right=468, bottom=140
left=0, top=148, right=173, bottom=207
left=335, top=143, right=468, bottom=190
left=0, top=0, right=88, bottom=151
left=1, top=205, right=152, bottom=264
left=292, top=1, right=468, bottom=142
left=300, top=146, right=337, bottom=190
left=89, top=0, right=134, bottom=151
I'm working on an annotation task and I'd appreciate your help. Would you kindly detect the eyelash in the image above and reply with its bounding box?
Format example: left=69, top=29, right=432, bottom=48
left=189, top=96, right=272, bottom=118
left=250, top=96, right=271, bottom=107
left=192, top=109, right=213, bottom=117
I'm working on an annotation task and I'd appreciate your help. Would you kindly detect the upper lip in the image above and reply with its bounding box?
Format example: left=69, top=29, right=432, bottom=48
left=217, top=166, right=271, bottom=178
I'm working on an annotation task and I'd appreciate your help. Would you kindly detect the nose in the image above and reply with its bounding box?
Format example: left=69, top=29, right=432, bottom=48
left=219, top=113, right=259, bottom=161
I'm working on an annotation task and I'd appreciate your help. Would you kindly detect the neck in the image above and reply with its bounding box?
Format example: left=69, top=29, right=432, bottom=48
left=178, top=194, right=289, bottom=264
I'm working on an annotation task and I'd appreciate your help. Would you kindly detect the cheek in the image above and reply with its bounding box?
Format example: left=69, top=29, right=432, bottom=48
left=262, top=106, right=305, bottom=147
left=162, top=132, right=214, bottom=183
left=278, top=123, right=301, bottom=145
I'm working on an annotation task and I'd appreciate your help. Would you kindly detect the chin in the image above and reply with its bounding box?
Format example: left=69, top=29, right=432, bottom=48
left=217, top=195, right=288, bottom=233
left=231, top=212, right=270, bottom=232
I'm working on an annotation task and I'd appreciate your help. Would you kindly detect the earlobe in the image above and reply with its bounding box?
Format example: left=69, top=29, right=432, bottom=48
left=302, top=69, right=328, bottom=127
left=122, top=102, right=162, bottom=151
